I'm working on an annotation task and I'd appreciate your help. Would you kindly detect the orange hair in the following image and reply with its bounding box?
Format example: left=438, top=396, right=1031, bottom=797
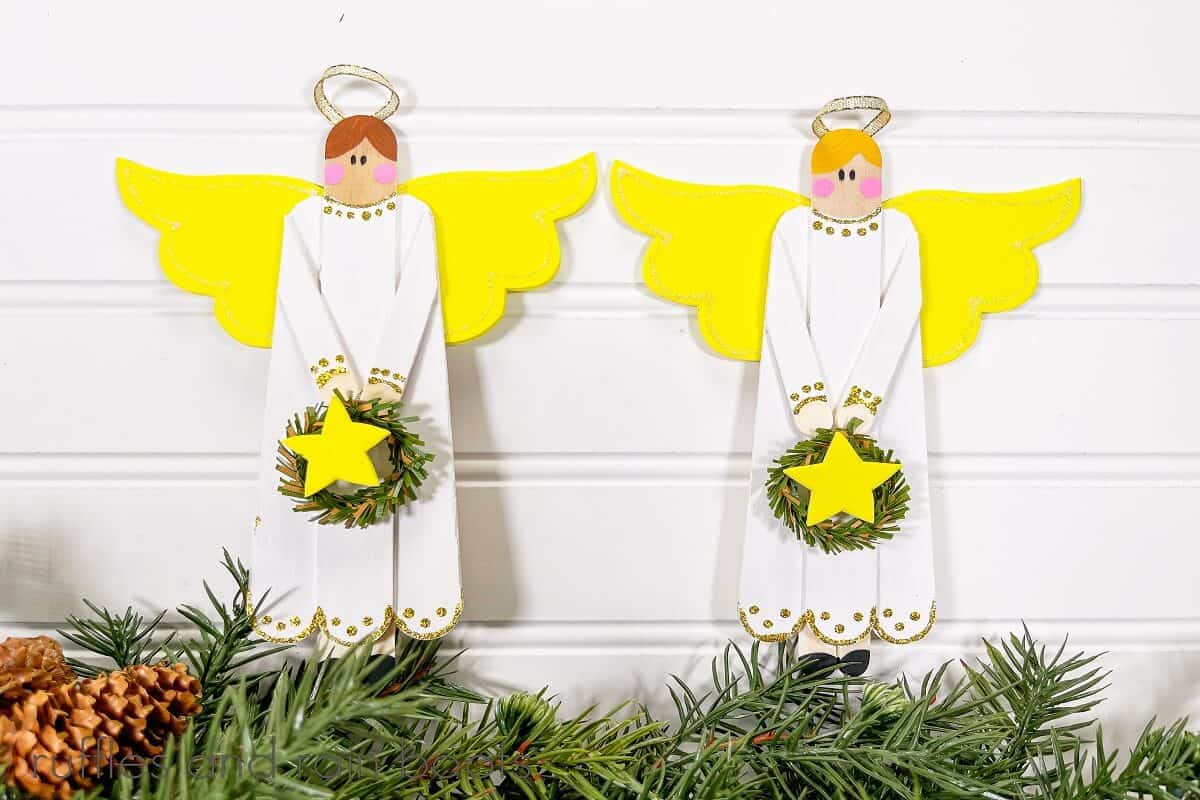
left=811, top=129, right=882, bottom=174
left=324, top=115, right=398, bottom=160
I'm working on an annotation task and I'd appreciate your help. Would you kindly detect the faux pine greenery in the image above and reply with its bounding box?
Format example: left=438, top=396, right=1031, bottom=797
left=4, top=551, right=1196, bottom=799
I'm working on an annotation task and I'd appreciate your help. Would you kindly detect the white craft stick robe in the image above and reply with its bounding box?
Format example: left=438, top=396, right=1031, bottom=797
left=738, top=206, right=935, bottom=645
left=250, top=192, right=462, bottom=645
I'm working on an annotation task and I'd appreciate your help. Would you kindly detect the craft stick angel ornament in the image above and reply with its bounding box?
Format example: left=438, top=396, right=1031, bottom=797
left=612, top=96, right=1080, bottom=659
left=118, top=66, right=597, bottom=647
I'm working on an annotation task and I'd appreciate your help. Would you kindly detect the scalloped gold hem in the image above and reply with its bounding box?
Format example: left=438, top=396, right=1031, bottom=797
left=871, top=602, right=936, bottom=644
left=738, top=604, right=806, bottom=642
left=247, top=602, right=396, bottom=646
left=805, top=611, right=873, bottom=646
left=395, top=599, right=463, bottom=640
left=738, top=601, right=936, bottom=646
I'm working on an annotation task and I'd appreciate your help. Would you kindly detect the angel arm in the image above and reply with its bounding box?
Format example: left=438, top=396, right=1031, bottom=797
left=836, top=217, right=922, bottom=424
left=276, top=211, right=356, bottom=390
left=763, top=226, right=829, bottom=424
left=366, top=200, right=439, bottom=395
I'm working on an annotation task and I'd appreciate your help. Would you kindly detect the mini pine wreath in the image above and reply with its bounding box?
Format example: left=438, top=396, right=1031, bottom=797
left=765, top=422, right=909, bottom=555
left=277, top=393, right=434, bottom=529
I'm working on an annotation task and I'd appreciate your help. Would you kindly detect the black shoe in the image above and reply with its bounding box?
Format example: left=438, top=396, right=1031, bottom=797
left=796, top=652, right=839, bottom=677
left=838, top=649, right=870, bottom=677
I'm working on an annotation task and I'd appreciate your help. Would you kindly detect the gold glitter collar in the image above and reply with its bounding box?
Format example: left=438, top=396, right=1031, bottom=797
left=323, top=194, right=399, bottom=221
left=811, top=207, right=882, bottom=238
left=811, top=207, right=882, bottom=226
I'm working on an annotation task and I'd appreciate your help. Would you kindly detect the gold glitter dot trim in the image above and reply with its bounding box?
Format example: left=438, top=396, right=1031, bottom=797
left=395, top=599, right=463, bottom=641
left=310, top=355, right=348, bottom=386
left=366, top=377, right=405, bottom=395
left=811, top=207, right=883, bottom=239
left=247, top=601, right=397, bottom=646
left=793, top=395, right=829, bottom=415
left=322, top=193, right=400, bottom=221
left=737, top=601, right=937, bottom=645
left=871, top=602, right=937, bottom=645
left=804, top=611, right=871, bottom=646
left=812, top=207, right=882, bottom=226
left=315, top=366, right=348, bottom=389
left=738, top=603, right=803, bottom=643
left=791, top=382, right=828, bottom=415
left=843, top=385, right=883, bottom=416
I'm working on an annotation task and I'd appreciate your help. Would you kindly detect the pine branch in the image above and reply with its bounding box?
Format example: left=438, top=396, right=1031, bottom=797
left=11, top=558, right=1199, bottom=800
left=56, top=599, right=171, bottom=677
left=166, top=550, right=289, bottom=708
left=961, top=625, right=1109, bottom=791
left=1031, top=721, right=1200, bottom=800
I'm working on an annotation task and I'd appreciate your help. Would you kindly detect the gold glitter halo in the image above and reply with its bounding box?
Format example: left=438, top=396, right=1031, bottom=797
left=313, top=64, right=401, bottom=124
left=811, top=95, right=891, bottom=139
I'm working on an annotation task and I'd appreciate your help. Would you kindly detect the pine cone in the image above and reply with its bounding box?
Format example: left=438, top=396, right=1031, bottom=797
left=82, top=663, right=202, bottom=760
left=1, top=663, right=201, bottom=798
left=0, top=684, right=111, bottom=799
left=0, top=637, right=76, bottom=704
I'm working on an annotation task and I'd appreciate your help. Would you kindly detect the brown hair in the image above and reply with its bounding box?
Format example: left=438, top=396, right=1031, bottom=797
left=324, top=115, right=397, bottom=160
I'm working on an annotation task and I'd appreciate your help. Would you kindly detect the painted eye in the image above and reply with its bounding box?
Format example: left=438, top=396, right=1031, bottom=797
left=361, top=154, right=368, bottom=165
left=849, top=169, right=856, bottom=180
left=350, top=155, right=357, bottom=165
left=838, top=169, right=845, bottom=181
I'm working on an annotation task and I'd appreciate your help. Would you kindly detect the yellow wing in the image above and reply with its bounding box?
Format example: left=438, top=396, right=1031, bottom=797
left=885, top=181, right=1081, bottom=366
left=613, top=161, right=1081, bottom=366
left=118, top=154, right=597, bottom=348
left=116, top=159, right=320, bottom=347
left=404, top=154, right=597, bottom=344
left=610, top=161, right=805, bottom=360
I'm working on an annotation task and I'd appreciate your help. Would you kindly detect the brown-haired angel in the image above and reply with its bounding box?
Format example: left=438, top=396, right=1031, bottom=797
left=252, top=93, right=460, bottom=647
left=118, top=65, right=597, bottom=651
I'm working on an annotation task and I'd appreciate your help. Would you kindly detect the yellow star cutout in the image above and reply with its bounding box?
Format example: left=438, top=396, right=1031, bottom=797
left=783, top=432, right=901, bottom=525
left=283, top=397, right=389, bottom=497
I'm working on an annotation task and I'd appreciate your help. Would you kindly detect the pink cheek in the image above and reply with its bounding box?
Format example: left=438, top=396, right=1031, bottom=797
left=812, top=178, right=835, bottom=197
left=324, top=163, right=345, bottom=185
left=372, top=163, right=398, bottom=184
left=859, top=177, right=883, bottom=199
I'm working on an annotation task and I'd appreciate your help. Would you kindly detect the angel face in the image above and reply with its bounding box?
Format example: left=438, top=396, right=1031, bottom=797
left=809, top=129, right=884, bottom=220
left=324, top=139, right=397, bottom=205
left=323, top=115, right=399, bottom=207
left=811, top=154, right=882, bottom=220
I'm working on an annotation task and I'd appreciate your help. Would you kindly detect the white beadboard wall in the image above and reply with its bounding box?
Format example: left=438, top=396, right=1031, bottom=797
left=1, top=1, right=1199, bottom=748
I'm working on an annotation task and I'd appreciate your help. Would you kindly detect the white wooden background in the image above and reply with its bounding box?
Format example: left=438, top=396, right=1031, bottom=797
left=1, top=1, right=1198, bottom=748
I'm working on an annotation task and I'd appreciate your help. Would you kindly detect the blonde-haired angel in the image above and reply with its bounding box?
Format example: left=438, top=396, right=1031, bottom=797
left=612, top=96, right=1080, bottom=667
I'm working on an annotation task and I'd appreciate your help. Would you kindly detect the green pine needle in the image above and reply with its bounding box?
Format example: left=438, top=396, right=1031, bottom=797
left=11, top=559, right=1199, bottom=800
